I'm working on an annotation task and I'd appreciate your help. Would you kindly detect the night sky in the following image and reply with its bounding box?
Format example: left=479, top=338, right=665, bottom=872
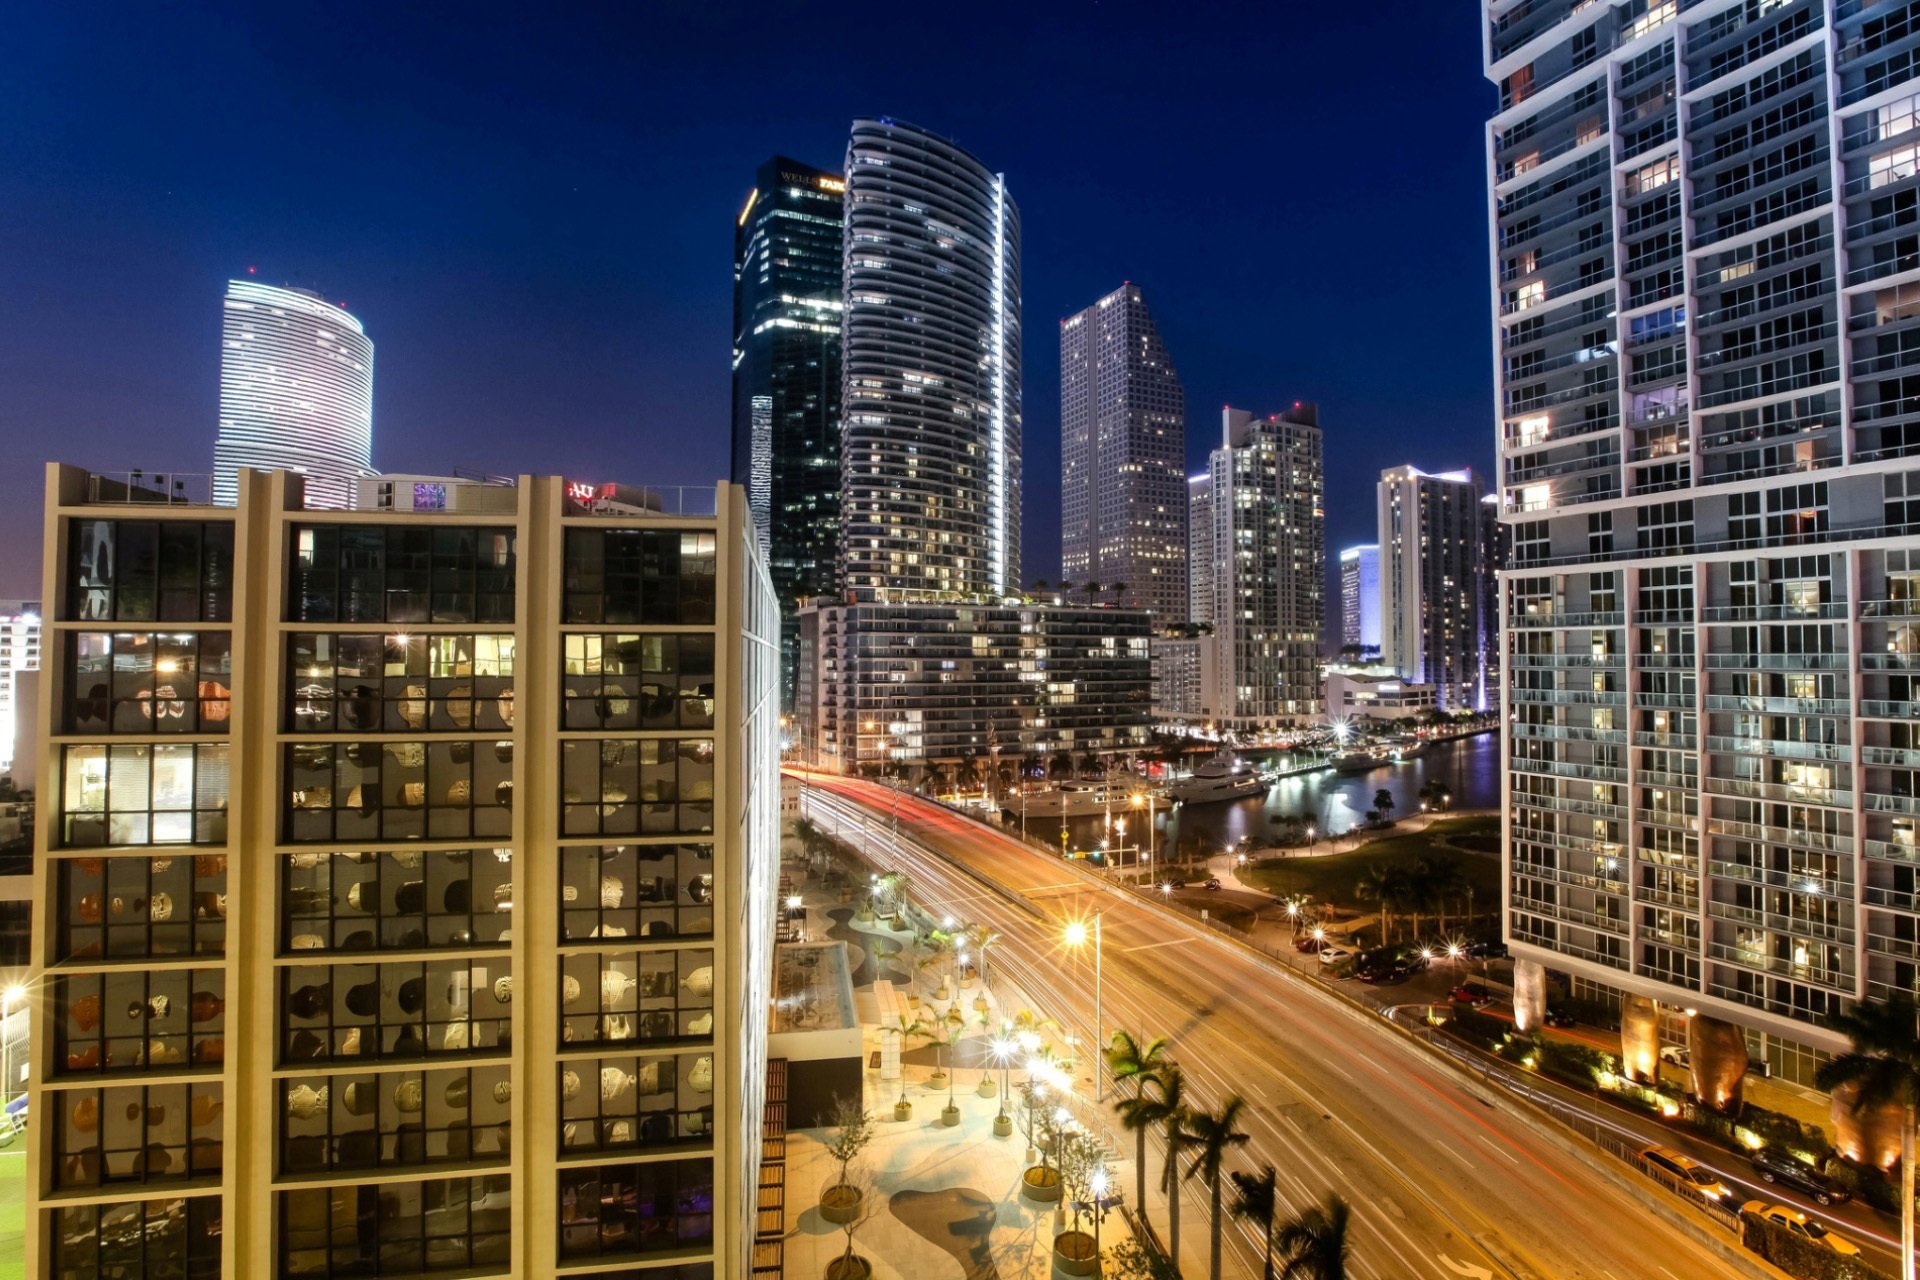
left=0, top=2, right=1496, bottom=601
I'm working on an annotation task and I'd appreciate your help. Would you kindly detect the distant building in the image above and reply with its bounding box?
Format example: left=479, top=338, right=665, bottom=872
left=1204, top=405, right=1325, bottom=729
left=1324, top=663, right=1437, bottom=722
left=795, top=600, right=1151, bottom=774
left=1150, top=633, right=1209, bottom=722
left=0, top=600, right=40, bottom=780
left=1338, top=546, right=1381, bottom=653
left=1187, top=474, right=1214, bottom=626
left=353, top=473, right=518, bottom=514
left=1060, top=283, right=1187, bottom=619
left=840, top=119, right=1020, bottom=599
left=1377, top=465, right=1490, bottom=712
left=731, top=155, right=845, bottom=703
left=213, top=280, right=374, bottom=509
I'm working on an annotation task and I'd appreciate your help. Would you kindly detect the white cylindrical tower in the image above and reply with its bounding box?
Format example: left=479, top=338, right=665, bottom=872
left=213, top=280, right=374, bottom=509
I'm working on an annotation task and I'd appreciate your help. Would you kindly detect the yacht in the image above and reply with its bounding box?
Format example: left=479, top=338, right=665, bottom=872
left=1168, top=754, right=1268, bottom=804
left=1331, top=749, right=1390, bottom=773
left=1005, top=783, right=1147, bottom=819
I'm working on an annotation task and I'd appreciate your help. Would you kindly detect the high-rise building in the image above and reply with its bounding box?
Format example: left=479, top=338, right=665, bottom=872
left=1059, top=284, right=1187, bottom=617
left=0, top=599, right=41, bottom=778
left=213, top=281, right=375, bottom=510
left=27, top=463, right=777, bottom=1277
left=839, top=118, right=1021, bottom=599
left=1338, top=546, right=1381, bottom=654
left=1187, top=475, right=1215, bottom=627
left=1377, top=467, right=1490, bottom=711
left=1485, top=0, right=1920, bottom=1087
left=1205, top=405, right=1324, bottom=729
left=731, top=155, right=846, bottom=703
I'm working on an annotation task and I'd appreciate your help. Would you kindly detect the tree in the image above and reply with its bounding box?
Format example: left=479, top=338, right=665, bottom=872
left=1355, top=864, right=1407, bottom=943
left=1106, top=1031, right=1171, bottom=1221
left=966, top=923, right=1001, bottom=990
left=1056, top=1127, right=1110, bottom=1238
left=1418, top=856, right=1469, bottom=937
left=1275, top=1194, right=1350, bottom=1280
left=887, top=1010, right=931, bottom=1110
left=1815, top=994, right=1920, bottom=1280
left=1230, top=1165, right=1280, bottom=1280
left=877, top=870, right=912, bottom=921
left=1153, top=1064, right=1189, bottom=1268
left=1373, top=789, right=1394, bottom=823
left=1107, top=1239, right=1181, bottom=1280
left=822, top=1094, right=873, bottom=1201
left=1180, top=1095, right=1251, bottom=1280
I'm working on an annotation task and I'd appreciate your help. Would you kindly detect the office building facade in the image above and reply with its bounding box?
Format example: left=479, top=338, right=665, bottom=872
left=794, top=601, right=1151, bottom=773
left=1, top=600, right=41, bottom=779
left=1486, top=0, right=1920, bottom=1081
left=1059, top=284, right=1187, bottom=618
left=1204, top=406, right=1325, bottom=729
left=1187, top=475, right=1215, bottom=627
left=1378, top=467, right=1491, bottom=711
left=839, top=119, right=1021, bottom=599
left=213, top=282, right=375, bottom=511
left=27, top=463, right=777, bottom=1277
left=731, top=155, right=846, bottom=702
left=1338, top=546, right=1381, bottom=653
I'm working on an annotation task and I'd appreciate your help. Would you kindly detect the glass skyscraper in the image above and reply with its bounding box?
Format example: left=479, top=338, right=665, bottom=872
left=731, top=155, right=845, bottom=702
left=1486, top=0, right=1920, bottom=1085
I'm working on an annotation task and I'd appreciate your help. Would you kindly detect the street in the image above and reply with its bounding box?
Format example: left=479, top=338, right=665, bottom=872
left=798, top=772, right=1774, bottom=1280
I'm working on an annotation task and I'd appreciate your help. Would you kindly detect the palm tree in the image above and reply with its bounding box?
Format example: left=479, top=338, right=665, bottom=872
left=1355, top=864, right=1407, bottom=943
left=1373, top=788, right=1394, bottom=822
left=967, top=923, right=1001, bottom=990
left=1154, top=1065, right=1190, bottom=1270
left=1274, top=1194, right=1350, bottom=1280
left=1106, top=1031, right=1171, bottom=1220
left=1181, top=1095, right=1251, bottom=1280
left=888, top=1010, right=931, bottom=1110
left=1816, top=994, right=1920, bottom=1280
left=1229, top=1165, right=1280, bottom=1280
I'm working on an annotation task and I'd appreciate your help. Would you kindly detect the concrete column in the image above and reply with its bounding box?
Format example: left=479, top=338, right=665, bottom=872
left=1831, top=1079, right=1907, bottom=1171
left=1512, top=958, right=1547, bottom=1033
left=1620, top=994, right=1661, bottom=1084
left=1686, top=1013, right=1749, bottom=1113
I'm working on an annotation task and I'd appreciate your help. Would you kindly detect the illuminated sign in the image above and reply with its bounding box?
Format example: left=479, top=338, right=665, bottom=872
left=737, top=188, right=759, bottom=227
left=566, top=481, right=598, bottom=505
left=412, top=482, right=447, bottom=511
left=818, top=176, right=846, bottom=193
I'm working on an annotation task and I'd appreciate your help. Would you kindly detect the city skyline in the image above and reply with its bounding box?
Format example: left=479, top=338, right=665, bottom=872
left=0, top=3, right=1494, bottom=600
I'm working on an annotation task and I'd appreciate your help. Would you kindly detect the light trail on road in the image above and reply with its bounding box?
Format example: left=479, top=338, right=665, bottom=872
left=800, top=773, right=1769, bottom=1280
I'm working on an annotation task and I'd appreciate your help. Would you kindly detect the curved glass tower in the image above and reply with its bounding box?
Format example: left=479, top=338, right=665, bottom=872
left=840, top=118, right=1021, bottom=599
left=213, top=280, right=374, bottom=509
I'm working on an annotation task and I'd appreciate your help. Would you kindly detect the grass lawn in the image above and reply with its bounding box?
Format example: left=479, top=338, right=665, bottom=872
left=1241, top=815, right=1502, bottom=918
left=0, top=1148, right=21, bottom=1280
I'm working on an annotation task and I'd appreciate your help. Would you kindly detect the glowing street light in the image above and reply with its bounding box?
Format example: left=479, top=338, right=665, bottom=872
left=1062, top=916, right=1105, bottom=1101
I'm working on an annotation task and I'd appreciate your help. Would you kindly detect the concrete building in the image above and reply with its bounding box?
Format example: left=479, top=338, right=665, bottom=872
left=1323, top=663, right=1438, bottom=723
left=1485, top=0, right=1920, bottom=1090
left=840, top=119, right=1020, bottom=600
left=213, top=281, right=375, bottom=510
left=1338, top=546, right=1381, bottom=654
left=0, top=599, right=41, bottom=781
left=1204, top=405, right=1325, bottom=730
left=1149, top=633, right=1209, bottom=722
left=27, top=462, right=778, bottom=1277
left=794, top=601, right=1151, bottom=775
left=732, top=155, right=846, bottom=704
left=1377, top=466, right=1491, bottom=711
left=1187, top=475, right=1215, bottom=627
left=1059, top=284, right=1187, bottom=619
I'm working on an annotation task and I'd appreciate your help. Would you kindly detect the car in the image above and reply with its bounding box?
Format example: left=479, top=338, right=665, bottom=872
left=1749, top=1148, right=1851, bottom=1206
left=1168, top=877, right=1188, bottom=890
left=1542, top=1007, right=1576, bottom=1028
left=1360, top=963, right=1414, bottom=985
left=1202, top=877, right=1222, bottom=890
left=1640, top=1146, right=1731, bottom=1201
left=1465, top=939, right=1509, bottom=959
left=1293, top=936, right=1326, bottom=954
left=1448, top=983, right=1492, bottom=1005
left=1659, top=1044, right=1690, bottom=1068
left=1317, top=945, right=1353, bottom=967
left=1740, top=1202, right=1859, bottom=1255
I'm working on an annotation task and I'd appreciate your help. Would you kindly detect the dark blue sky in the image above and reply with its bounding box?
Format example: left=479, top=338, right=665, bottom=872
left=0, top=1, right=1496, bottom=599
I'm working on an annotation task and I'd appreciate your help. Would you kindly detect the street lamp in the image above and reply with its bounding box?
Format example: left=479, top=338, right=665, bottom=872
left=1063, top=917, right=1104, bottom=1102
left=990, top=1034, right=1016, bottom=1133
left=1130, top=791, right=1159, bottom=871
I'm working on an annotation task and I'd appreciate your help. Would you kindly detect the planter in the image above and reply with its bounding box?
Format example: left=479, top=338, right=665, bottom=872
left=993, top=1113, right=1014, bottom=1138
left=972, top=996, right=990, bottom=1015
left=940, top=1104, right=960, bottom=1127
left=1052, top=1229, right=1099, bottom=1276
left=1020, top=1165, right=1062, bottom=1203
left=855, top=909, right=874, bottom=924
left=929, top=1070, right=949, bottom=1089
left=826, top=1255, right=872, bottom=1280
left=894, top=1100, right=913, bottom=1122
left=976, top=1076, right=996, bottom=1099
left=819, top=1183, right=863, bottom=1225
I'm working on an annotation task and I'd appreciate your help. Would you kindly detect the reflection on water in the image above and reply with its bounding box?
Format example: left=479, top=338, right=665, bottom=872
left=1045, top=732, right=1501, bottom=854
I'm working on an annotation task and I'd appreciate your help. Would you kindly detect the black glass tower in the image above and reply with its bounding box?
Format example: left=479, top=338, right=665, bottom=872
left=731, top=155, right=845, bottom=705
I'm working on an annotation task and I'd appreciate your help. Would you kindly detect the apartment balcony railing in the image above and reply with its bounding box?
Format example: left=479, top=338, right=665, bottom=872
left=1703, top=652, right=1851, bottom=670
left=1511, top=757, right=1628, bottom=783
left=1634, top=731, right=1698, bottom=750
left=1863, top=699, right=1920, bottom=718
left=1708, top=860, right=1854, bottom=899
left=1701, top=601, right=1853, bottom=622
left=1708, top=899, right=1854, bottom=944
left=1638, top=885, right=1701, bottom=912
left=1706, top=818, right=1849, bottom=855
left=1705, top=777, right=1852, bottom=807
left=1512, top=863, right=1627, bottom=893
left=1865, top=838, right=1920, bottom=864
left=1867, top=934, right=1920, bottom=962
left=1861, top=652, right=1920, bottom=670
left=1637, top=767, right=1702, bottom=789
left=1704, top=694, right=1851, bottom=715
left=1708, top=943, right=1852, bottom=990
left=1507, top=686, right=1625, bottom=705
left=1510, top=515, right=1920, bottom=571
left=1863, top=746, right=1920, bottom=768
left=1866, top=793, right=1920, bottom=816
left=1702, top=736, right=1851, bottom=762
left=1866, top=885, right=1920, bottom=912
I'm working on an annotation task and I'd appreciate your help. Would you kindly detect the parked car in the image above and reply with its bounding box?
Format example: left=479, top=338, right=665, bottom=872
left=1293, top=936, right=1326, bottom=954
left=1659, top=1044, right=1690, bottom=1069
left=1360, top=963, right=1414, bottom=985
left=1542, top=1006, right=1576, bottom=1028
left=1640, top=1146, right=1731, bottom=1201
left=1167, top=877, right=1187, bottom=890
left=1449, top=983, right=1492, bottom=1006
left=1318, top=945, right=1353, bottom=967
left=1749, top=1148, right=1851, bottom=1206
left=1741, top=1202, right=1859, bottom=1255
left=1202, top=877, right=1222, bottom=890
left=1465, top=939, right=1508, bottom=959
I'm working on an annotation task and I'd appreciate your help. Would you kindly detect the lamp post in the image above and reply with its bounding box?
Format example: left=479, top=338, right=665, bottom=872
left=1063, top=917, right=1104, bottom=1102
left=1131, top=790, right=1158, bottom=872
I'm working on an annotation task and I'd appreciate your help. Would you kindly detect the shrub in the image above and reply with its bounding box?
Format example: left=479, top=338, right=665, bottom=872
left=1741, top=1209, right=1893, bottom=1280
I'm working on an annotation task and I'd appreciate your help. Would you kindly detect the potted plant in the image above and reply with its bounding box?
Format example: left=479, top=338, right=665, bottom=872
left=825, top=1168, right=876, bottom=1280
left=936, top=1007, right=965, bottom=1126
left=818, top=1095, right=873, bottom=1226
left=889, top=1010, right=929, bottom=1121
left=1018, top=1078, right=1063, bottom=1203
left=1053, top=1129, right=1110, bottom=1276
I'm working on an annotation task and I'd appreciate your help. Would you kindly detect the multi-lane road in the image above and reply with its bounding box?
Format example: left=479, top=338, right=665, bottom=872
left=798, top=772, right=1770, bottom=1280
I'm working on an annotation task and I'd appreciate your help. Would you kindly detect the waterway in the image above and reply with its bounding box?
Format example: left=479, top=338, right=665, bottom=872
left=1019, top=731, right=1502, bottom=857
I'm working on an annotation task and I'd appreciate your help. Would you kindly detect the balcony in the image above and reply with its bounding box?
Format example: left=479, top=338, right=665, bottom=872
left=1708, top=899, right=1854, bottom=944
left=1708, top=943, right=1852, bottom=990
left=1863, top=699, right=1920, bottom=718
left=1704, top=776, right=1853, bottom=807
left=1702, top=736, right=1852, bottom=763
left=1706, top=818, right=1849, bottom=855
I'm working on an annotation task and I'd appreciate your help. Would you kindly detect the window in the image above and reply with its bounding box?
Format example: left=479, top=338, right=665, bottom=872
left=57, top=854, right=226, bottom=962
left=1767, top=481, right=1828, bottom=539
left=279, top=1065, right=510, bottom=1174
left=52, top=1082, right=224, bottom=1189
left=54, top=1196, right=222, bottom=1280
left=280, top=1175, right=510, bottom=1277
left=560, top=845, right=715, bottom=942
left=68, top=520, right=234, bottom=623
left=1511, top=414, right=1551, bottom=447
left=558, top=949, right=716, bottom=1048
left=61, top=743, right=229, bottom=847
left=1872, top=143, right=1920, bottom=190
left=1880, top=92, right=1920, bottom=143
left=66, top=632, right=233, bottom=734
left=288, top=633, right=515, bottom=733
left=562, top=635, right=715, bottom=731
left=285, top=741, right=513, bottom=843
left=562, top=530, right=718, bottom=625
left=52, top=970, right=226, bottom=1076
left=288, top=525, right=516, bottom=624
left=1637, top=500, right=1694, bottom=552
left=1729, top=491, right=1762, bottom=543
left=1627, top=155, right=1679, bottom=196
left=559, top=738, right=715, bottom=837
left=559, top=1052, right=716, bottom=1156
left=1589, top=511, right=1614, bottom=555
left=282, top=849, right=513, bottom=953
left=557, top=1158, right=714, bottom=1260
left=282, top=959, right=511, bottom=1063
left=1888, top=472, right=1920, bottom=528
left=1511, top=281, right=1545, bottom=312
